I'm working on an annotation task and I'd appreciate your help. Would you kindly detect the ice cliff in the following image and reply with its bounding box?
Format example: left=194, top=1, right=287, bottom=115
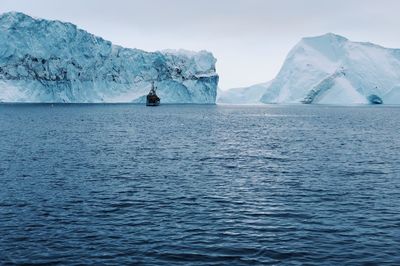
left=222, top=33, right=400, bottom=105
left=0, top=12, right=218, bottom=103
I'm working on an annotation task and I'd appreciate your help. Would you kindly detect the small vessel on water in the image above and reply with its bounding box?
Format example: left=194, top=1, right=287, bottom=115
left=146, top=82, right=160, bottom=106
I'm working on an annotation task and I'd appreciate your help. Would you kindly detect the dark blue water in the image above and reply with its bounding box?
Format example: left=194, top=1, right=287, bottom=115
left=0, top=104, right=400, bottom=265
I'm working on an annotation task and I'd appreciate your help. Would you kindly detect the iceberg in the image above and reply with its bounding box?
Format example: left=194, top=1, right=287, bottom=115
left=222, top=33, right=400, bottom=105
left=0, top=12, right=219, bottom=103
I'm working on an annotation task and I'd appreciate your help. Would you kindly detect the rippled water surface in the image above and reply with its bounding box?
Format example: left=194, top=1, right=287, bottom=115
left=1, top=104, right=400, bottom=265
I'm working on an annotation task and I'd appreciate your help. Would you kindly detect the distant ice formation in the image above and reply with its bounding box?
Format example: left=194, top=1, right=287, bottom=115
left=0, top=12, right=218, bottom=103
left=217, top=82, right=271, bottom=104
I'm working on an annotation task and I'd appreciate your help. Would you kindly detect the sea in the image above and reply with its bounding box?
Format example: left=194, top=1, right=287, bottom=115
left=0, top=104, right=399, bottom=265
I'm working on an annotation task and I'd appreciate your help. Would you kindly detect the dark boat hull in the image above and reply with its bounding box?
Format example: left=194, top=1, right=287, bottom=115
left=146, top=96, right=160, bottom=106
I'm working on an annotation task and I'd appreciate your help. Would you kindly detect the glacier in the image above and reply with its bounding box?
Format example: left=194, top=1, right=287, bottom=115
left=0, top=12, right=219, bottom=103
left=221, top=33, right=400, bottom=105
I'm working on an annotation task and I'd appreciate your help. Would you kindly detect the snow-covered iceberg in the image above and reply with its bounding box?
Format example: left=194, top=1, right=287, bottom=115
left=0, top=12, right=218, bottom=103
left=222, top=33, right=400, bottom=105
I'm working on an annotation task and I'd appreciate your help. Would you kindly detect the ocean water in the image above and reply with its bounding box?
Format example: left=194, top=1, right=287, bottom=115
left=0, top=104, right=399, bottom=265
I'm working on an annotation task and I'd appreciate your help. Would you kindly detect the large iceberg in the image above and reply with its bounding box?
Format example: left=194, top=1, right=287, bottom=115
left=0, top=12, right=218, bottom=103
left=222, top=33, right=400, bottom=105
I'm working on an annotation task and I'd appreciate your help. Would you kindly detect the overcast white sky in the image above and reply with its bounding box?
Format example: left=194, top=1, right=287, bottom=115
left=1, top=0, right=400, bottom=90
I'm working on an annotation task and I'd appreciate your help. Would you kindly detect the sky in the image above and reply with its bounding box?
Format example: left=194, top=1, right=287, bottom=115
left=1, top=0, right=400, bottom=90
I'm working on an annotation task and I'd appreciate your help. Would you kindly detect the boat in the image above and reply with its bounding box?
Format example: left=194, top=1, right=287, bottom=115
left=146, top=82, right=160, bottom=106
